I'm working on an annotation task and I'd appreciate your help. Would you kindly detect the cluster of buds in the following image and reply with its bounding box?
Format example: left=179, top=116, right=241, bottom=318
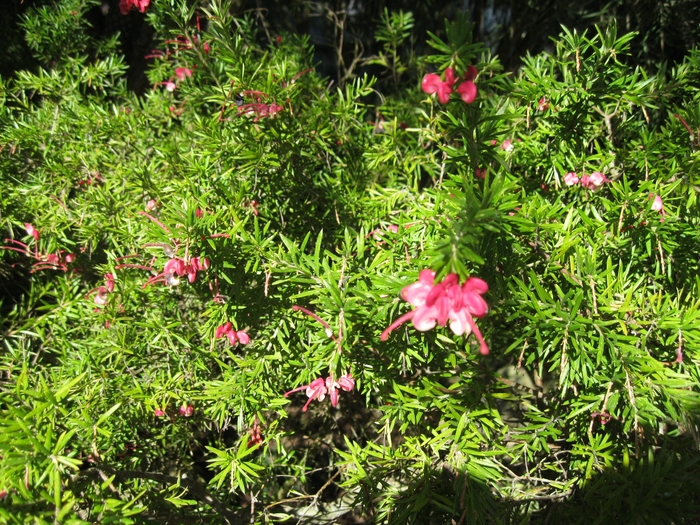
left=1, top=224, right=76, bottom=273
left=77, top=172, right=104, bottom=188
left=215, top=321, right=250, bottom=346
left=421, top=66, right=478, bottom=105
left=248, top=420, right=263, bottom=447
left=284, top=373, right=355, bottom=412
left=564, top=171, right=609, bottom=190
left=381, top=270, right=490, bottom=355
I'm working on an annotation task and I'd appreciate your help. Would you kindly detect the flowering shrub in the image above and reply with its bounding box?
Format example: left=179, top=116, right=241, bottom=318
left=1, top=2, right=700, bottom=524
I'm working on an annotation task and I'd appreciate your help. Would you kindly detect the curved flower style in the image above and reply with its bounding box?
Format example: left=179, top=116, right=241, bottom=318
left=381, top=270, right=490, bottom=355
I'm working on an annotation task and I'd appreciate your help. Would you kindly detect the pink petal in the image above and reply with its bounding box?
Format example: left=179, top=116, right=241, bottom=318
left=421, top=73, right=441, bottom=94
left=412, top=305, right=438, bottom=331
left=564, top=172, right=579, bottom=186
left=464, top=65, right=478, bottom=82
left=236, top=331, right=250, bottom=345
left=226, top=331, right=238, bottom=345
left=463, top=277, right=488, bottom=295
left=436, top=82, right=453, bottom=104
left=448, top=309, right=470, bottom=336
left=444, top=67, right=456, bottom=86
left=456, top=81, right=477, bottom=104
left=338, top=373, right=355, bottom=392
left=215, top=322, right=232, bottom=339
left=401, top=280, right=434, bottom=307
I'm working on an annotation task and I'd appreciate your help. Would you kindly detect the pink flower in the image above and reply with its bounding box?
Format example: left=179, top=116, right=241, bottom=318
left=164, top=258, right=185, bottom=276
left=421, top=67, right=456, bottom=105
left=94, top=287, right=109, bottom=306
left=105, top=273, right=115, bottom=293
left=500, top=139, right=513, bottom=152
left=651, top=194, right=663, bottom=212
left=175, top=67, right=193, bottom=81
left=119, top=0, right=149, bottom=15
left=537, top=97, right=549, bottom=111
left=195, top=208, right=204, bottom=219
left=381, top=270, right=490, bottom=355
left=64, top=253, right=76, bottom=263
left=564, top=172, right=579, bottom=186
left=475, top=168, right=487, bottom=179
left=154, top=409, right=166, bottom=417
left=215, top=322, right=250, bottom=346
left=581, top=172, right=609, bottom=190
left=284, top=377, right=328, bottom=412
left=164, top=81, right=177, bottom=92
left=24, top=223, right=39, bottom=241
left=455, top=66, right=478, bottom=104
left=179, top=404, right=194, bottom=417
left=338, top=373, right=355, bottom=392
left=146, top=199, right=157, bottom=211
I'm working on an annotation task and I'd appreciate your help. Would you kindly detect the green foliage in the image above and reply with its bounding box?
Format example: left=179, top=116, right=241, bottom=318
left=1, top=2, right=699, bottom=524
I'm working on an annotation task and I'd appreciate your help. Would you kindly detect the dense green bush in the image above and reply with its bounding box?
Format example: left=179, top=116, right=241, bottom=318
left=1, top=1, right=699, bottom=523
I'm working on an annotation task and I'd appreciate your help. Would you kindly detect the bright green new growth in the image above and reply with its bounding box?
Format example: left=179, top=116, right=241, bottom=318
left=1, top=1, right=699, bottom=523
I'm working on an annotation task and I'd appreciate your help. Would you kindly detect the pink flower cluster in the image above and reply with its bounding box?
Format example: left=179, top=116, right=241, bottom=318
left=160, top=67, right=193, bottom=92
left=381, top=270, right=490, bottom=355
left=119, top=0, right=149, bottom=15
left=563, top=171, right=609, bottom=190
left=1, top=224, right=76, bottom=273
left=143, top=255, right=210, bottom=288
left=215, top=322, right=250, bottom=346
left=284, top=373, right=355, bottom=412
left=421, top=66, right=478, bottom=105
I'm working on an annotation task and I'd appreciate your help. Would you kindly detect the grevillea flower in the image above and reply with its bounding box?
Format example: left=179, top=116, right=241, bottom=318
left=154, top=408, right=166, bottom=417
left=421, top=67, right=455, bottom=105
left=119, top=0, right=149, bottom=15
left=215, top=322, right=250, bottom=346
left=24, top=223, right=39, bottom=241
left=179, top=404, right=194, bottom=417
left=537, top=97, right=550, bottom=111
left=285, top=373, right=354, bottom=411
left=564, top=172, right=579, bottom=186
left=580, top=172, right=609, bottom=190
left=284, top=377, right=327, bottom=412
left=174, top=67, right=193, bottom=81
left=381, top=270, right=490, bottom=355
left=650, top=193, right=666, bottom=216
left=455, top=66, right=478, bottom=104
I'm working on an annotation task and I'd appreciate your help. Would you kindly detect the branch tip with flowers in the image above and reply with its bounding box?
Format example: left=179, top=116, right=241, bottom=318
left=381, top=270, right=490, bottom=355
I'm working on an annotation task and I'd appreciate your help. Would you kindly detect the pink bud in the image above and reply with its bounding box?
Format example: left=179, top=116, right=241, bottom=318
left=146, top=200, right=157, bottom=211
left=165, top=81, right=176, bottom=92
left=195, top=208, right=204, bottom=219
left=64, top=253, right=76, bottom=263
left=198, top=257, right=210, bottom=270
left=154, top=409, right=166, bottom=417
left=24, top=223, right=39, bottom=241
left=164, top=258, right=185, bottom=276
left=236, top=330, right=250, bottom=345
left=179, top=404, right=194, bottom=417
